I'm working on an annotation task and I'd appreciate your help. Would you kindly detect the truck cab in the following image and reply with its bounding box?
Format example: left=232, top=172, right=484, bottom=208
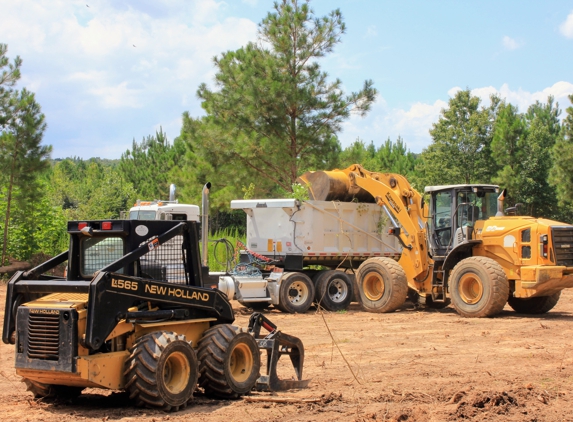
left=129, top=200, right=200, bottom=222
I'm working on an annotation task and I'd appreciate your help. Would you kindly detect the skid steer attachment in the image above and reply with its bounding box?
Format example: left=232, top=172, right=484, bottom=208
left=248, top=313, right=310, bottom=391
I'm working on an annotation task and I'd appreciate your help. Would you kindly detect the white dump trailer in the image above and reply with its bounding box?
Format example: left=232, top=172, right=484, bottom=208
left=216, top=199, right=402, bottom=313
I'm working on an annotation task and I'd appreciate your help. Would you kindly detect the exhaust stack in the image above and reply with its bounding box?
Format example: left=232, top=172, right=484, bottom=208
left=169, top=184, right=176, bottom=202
left=496, top=188, right=507, bottom=217
left=201, top=182, right=211, bottom=267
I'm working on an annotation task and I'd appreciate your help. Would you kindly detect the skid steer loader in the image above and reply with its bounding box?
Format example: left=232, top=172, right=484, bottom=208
left=2, top=219, right=308, bottom=411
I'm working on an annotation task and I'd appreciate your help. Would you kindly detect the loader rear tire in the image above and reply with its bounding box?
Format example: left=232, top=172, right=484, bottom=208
left=23, top=378, right=83, bottom=400
left=124, top=331, right=198, bottom=411
left=197, top=324, right=260, bottom=399
left=355, top=258, right=408, bottom=313
left=508, top=292, right=561, bottom=314
left=314, top=270, right=353, bottom=312
left=449, top=257, right=509, bottom=318
left=276, top=272, right=315, bottom=313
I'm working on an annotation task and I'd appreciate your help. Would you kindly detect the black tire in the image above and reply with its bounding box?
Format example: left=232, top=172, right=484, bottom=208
left=23, top=378, right=83, bottom=400
left=314, top=270, right=353, bottom=312
left=508, top=292, right=561, bottom=314
left=276, top=272, right=315, bottom=313
left=197, top=324, right=261, bottom=399
left=355, top=257, right=408, bottom=313
left=124, top=331, right=198, bottom=411
left=449, top=256, right=509, bottom=318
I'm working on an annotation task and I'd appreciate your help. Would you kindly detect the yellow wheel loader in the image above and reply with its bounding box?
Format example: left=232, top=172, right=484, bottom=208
left=298, top=164, right=573, bottom=317
left=2, top=219, right=307, bottom=410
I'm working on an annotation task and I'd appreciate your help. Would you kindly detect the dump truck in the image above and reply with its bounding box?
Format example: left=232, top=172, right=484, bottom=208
left=219, top=198, right=399, bottom=313
left=2, top=218, right=307, bottom=411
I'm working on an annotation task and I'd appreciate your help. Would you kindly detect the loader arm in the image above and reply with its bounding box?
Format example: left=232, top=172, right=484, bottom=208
left=344, top=165, right=430, bottom=283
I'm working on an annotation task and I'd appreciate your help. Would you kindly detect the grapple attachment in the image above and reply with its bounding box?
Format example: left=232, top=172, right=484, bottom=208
left=248, top=313, right=310, bottom=391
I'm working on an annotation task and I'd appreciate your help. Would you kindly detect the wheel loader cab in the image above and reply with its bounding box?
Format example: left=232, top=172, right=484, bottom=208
left=425, top=184, right=499, bottom=258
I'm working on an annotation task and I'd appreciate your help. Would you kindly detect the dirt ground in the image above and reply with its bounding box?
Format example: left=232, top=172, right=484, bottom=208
left=2, top=284, right=573, bottom=422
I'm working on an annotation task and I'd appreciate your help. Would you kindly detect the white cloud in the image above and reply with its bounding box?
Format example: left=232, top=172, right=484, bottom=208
left=339, top=82, right=573, bottom=154
left=560, top=11, right=573, bottom=38
left=0, top=0, right=258, bottom=158
left=502, top=35, right=521, bottom=50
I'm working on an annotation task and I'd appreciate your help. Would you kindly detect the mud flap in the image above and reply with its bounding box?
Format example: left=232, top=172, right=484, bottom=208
left=248, top=313, right=310, bottom=391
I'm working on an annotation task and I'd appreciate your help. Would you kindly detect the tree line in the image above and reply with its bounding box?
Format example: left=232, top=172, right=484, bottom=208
left=2, top=0, right=573, bottom=265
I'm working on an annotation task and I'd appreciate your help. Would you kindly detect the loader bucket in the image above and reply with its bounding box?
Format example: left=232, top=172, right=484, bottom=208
left=248, top=313, right=310, bottom=391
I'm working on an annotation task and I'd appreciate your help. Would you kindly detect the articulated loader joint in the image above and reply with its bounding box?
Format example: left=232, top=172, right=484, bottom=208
left=248, top=312, right=310, bottom=392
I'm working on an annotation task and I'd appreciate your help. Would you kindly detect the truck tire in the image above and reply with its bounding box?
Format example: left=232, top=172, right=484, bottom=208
left=508, top=292, right=561, bottom=314
left=23, top=378, right=83, bottom=400
left=276, top=272, right=315, bottom=313
left=355, top=257, right=408, bottom=313
left=124, top=331, right=198, bottom=411
left=314, top=270, right=353, bottom=312
left=449, top=256, right=509, bottom=318
left=197, top=324, right=260, bottom=399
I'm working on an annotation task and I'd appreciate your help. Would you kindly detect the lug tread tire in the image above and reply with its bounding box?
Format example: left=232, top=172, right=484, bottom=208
left=124, top=331, right=198, bottom=412
left=508, top=292, right=561, bottom=314
left=276, top=272, right=315, bottom=314
left=197, top=324, right=260, bottom=399
left=450, top=256, right=509, bottom=318
left=356, top=257, right=408, bottom=313
left=314, top=270, right=353, bottom=312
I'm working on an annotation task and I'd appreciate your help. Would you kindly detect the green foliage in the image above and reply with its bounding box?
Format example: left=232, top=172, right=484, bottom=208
left=550, top=94, right=573, bottom=219
left=48, top=158, right=137, bottom=220
left=279, top=183, right=310, bottom=201
left=242, top=183, right=255, bottom=200
left=119, top=128, right=185, bottom=200
left=339, top=136, right=418, bottom=178
left=416, top=89, right=500, bottom=186
left=1, top=87, right=51, bottom=264
left=178, top=0, right=376, bottom=205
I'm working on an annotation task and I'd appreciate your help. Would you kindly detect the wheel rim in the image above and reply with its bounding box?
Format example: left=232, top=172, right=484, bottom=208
left=229, top=343, right=254, bottom=383
left=458, top=273, right=483, bottom=305
left=363, top=272, right=384, bottom=301
left=288, top=280, right=309, bottom=304
left=328, top=278, right=349, bottom=303
left=163, top=351, right=190, bottom=394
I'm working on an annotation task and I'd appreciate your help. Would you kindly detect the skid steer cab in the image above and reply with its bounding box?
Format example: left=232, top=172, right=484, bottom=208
left=2, top=220, right=308, bottom=411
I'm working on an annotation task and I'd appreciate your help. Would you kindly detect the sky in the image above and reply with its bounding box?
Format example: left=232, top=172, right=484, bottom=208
left=1, top=0, right=573, bottom=159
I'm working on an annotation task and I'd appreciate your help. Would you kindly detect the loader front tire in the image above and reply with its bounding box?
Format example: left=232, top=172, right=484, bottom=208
left=314, top=270, right=353, bottom=312
left=23, top=378, right=83, bottom=400
left=508, top=292, right=561, bottom=314
left=277, top=272, right=315, bottom=313
left=449, top=257, right=509, bottom=318
left=197, top=324, right=260, bottom=399
left=356, top=257, right=408, bottom=313
left=124, top=331, right=198, bottom=411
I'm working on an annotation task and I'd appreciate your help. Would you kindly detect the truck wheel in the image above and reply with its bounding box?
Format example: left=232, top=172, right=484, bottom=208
left=314, top=270, right=353, bottom=312
left=355, top=257, right=408, bottom=313
left=508, top=292, right=561, bottom=314
left=23, top=378, right=83, bottom=400
left=449, top=257, right=509, bottom=318
left=124, top=331, right=198, bottom=411
left=197, top=324, right=260, bottom=399
left=276, top=272, right=315, bottom=313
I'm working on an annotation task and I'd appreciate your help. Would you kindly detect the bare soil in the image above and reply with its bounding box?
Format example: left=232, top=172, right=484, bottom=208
left=2, top=284, right=573, bottom=422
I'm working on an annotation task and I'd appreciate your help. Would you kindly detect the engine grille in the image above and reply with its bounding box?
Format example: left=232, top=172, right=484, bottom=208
left=27, top=312, right=60, bottom=360
left=552, top=227, right=573, bottom=266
